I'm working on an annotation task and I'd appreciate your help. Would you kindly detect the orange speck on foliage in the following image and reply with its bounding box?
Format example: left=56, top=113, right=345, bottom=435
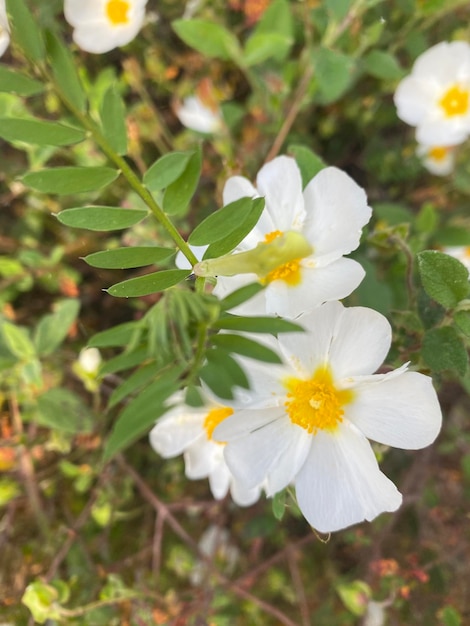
left=59, top=275, right=79, bottom=297
left=0, top=447, right=16, bottom=472
left=165, top=66, right=178, bottom=80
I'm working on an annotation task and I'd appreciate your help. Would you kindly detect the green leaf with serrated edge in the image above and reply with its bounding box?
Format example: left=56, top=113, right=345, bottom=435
left=190, top=197, right=262, bottom=246
left=6, top=0, right=45, bottom=62
left=213, top=314, right=303, bottom=334
left=417, top=250, right=470, bottom=309
left=0, top=118, right=86, bottom=146
left=243, top=33, right=293, bottom=66
left=100, top=85, right=127, bottom=155
left=204, top=197, right=265, bottom=258
left=57, top=207, right=148, bottom=231
left=103, top=366, right=184, bottom=460
left=0, top=65, right=44, bottom=96
left=1, top=321, right=35, bottom=359
left=422, top=326, right=468, bottom=376
left=199, top=361, right=234, bottom=400
left=219, top=282, right=264, bottom=310
left=144, top=151, right=194, bottom=191
left=45, top=30, right=86, bottom=113
left=36, top=388, right=93, bottom=433
left=99, top=346, right=148, bottom=376
left=34, top=299, right=80, bottom=357
left=212, top=334, right=282, bottom=363
left=172, top=19, right=241, bottom=61
left=272, top=490, right=286, bottom=520
left=454, top=310, right=470, bottom=337
left=88, top=321, right=143, bottom=348
left=23, top=167, right=119, bottom=195
left=109, top=362, right=161, bottom=409
left=363, top=50, right=404, bottom=80
left=84, top=246, right=174, bottom=269
left=107, top=269, right=191, bottom=298
left=206, top=349, right=250, bottom=389
left=288, top=145, right=326, bottom=189
left=314, top=47, right=356, bottom=104
left=163, top=149, right=201, bottom=216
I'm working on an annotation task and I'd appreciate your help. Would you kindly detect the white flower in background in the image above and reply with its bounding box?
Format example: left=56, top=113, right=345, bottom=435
left=196, top=156, right=371, bottom=318
left=149, top=393, right=263, bottom=507
left=0, top=0, right=10, bottom=58
left=394, top=41, right=470, bottom=146
left=176, top=95, right=223, bottom=133
left=214, top=301, right=442, bottom=533
left=78, top=347, right=102, bottom=374
left=442, top=246, right=470, bottom=273
left=190, top=525, right=240, bottom=586
left=417, top=144, right=456, bottom=176
left=63, top=0, right=148, bottom=54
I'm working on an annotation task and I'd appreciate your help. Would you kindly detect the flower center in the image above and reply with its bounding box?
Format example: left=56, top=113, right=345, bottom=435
left=203, top=407, right=233, bottom=441
left=439, top=85, right=469, bottom=118
left=284, top=366, right=354, bottom=434
left=428, top=146, right=448, bottom=161
left=106, top=0, right=130, bottom=25
left=261, top=230, right=302, bottom=286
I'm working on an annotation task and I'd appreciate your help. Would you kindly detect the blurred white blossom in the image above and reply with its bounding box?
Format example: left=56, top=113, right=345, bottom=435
left=417, top=144, right=456, bottom=176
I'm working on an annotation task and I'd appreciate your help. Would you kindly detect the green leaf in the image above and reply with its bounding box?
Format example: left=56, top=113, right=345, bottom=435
left=417, top=250, right=470, bottom=309
left=190, top=197, right=263, bottom=246
left=422, top=326, right=468, bottom=376
left=219, top=282, right=264, bottom=311
left=34, top=299, right=80, bottom=357
left=435, top=226, right=470, bottom=246
left=6, top=0, right=45, bottom=62
left=100, top=85, right=127, bottom=155
left=22, top=582, right=62, bottom=624
left=88, top=321, right=142, bottom=348
left=314, top=47, right=356, bottom=104
left=103, top=366, right=184, bottom=460
left=325, top=0, right=351, bottom=21
left=256, top=0, right=293, bottom=39
left=144, top=151, right=194, bottom=192
left=84, top=246, right=174, bottom=269
left=363, top=50, right=404, bottom=80
left=172, top=19, right=241, bottom=61
left=163, top=149, right=201, bottom=216
left=57, top=206, right=148, bottom=231
left=45, top=30, right=86, bottom=113
left=36, top=388, right=94, bottom=433
left=288, top=144, right=326, bottom=188
left=213, top=314, right=303, bottom=334
left=272, top=489, right=286, bottom=520
left=23, top=167, right=120, bottom=195
left=1, top=321, right=35, bottom=359
left=204, top=198, right=265, bottom=258
left=0, top=65, right=44, bottom=96
left=336, top=580, right=371, bottom=617
left=454, top=310, right=470, bottom=337
left=107, top=269, right=191, bottom=298
left=206, top=349, right=250, bottom=389
left=440, top=606, right=462, bottom=626
left=0, top=118, right=86, bottom=146
left=199, top=360, right=235, bottom=400
left=99, top=346, right=148, bottom=375
left=212, top=333, right=282, bottom=363
left=108, top=362, right=161, bottom=409
left=243, top=33, right=293, bottom=66
left=373, top=202, right=413, bottom=225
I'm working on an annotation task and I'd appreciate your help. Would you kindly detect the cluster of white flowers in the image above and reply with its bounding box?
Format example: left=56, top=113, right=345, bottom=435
left=394, top=41, right=470, bottom=176
left=151, top=156, right=442, bottom=533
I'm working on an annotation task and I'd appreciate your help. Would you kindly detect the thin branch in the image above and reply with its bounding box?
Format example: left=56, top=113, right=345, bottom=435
left=287, top=543, right=310, bottom=626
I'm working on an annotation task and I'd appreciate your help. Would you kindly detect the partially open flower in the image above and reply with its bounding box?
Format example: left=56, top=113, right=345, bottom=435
left=0, top=0, right=10, bottom=58
left=175, top=96, right=223, bottom=134
left=416, top=144, right=456, bottom=176
left=394, top=41, right=470, bottom=146
left=64, top=0, right=148, bottom=54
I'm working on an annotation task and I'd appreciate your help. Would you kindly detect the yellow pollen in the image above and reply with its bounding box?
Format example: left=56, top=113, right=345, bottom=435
left=264, top=230, right=283, bottom=244
left=262, top=230, right=302, bottom=286
left=464, top=247, right=470, bottom=259
left=439, top=85, right=469, bottom=118
left=284, top=366, right=354, bottom=435
left=428, top=146, right=448, bottom=161
left=203, top=407, right=233, bottom=441
left=106, top=0, right=130, bottom=25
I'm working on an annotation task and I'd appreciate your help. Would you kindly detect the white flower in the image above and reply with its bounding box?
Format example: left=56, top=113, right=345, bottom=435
left=442, top=246, right=470, bottom=273
left=190, top=525, right=239, bottom=585
left=176, top=95, right=223, bottom=134
left=214, top=301, right=442, bottom=533
left=205, top=156, right=371, bottom=318
left=417, top=144, right=456, bottom=176
left=63, top=0, right=147, bottom=54
left=394, top=41, right=470, bottom=146
left=78, top=347, right=102, bottom=374
left=149, top=393, right=263, bottom=507
left=0, top=0, right=10, bottom=58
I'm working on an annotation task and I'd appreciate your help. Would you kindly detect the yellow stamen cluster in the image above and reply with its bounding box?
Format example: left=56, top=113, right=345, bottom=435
left=203, top=407, right=233, bottom=441
left=106, top=0, right=130, bottom=25
left=262, top=230, right=302, bottom=286
left=428, top=146, right=448, bottom=162
left=439, top=85, right=469, bottom=118
left=284, top=366, right=353, bottom=434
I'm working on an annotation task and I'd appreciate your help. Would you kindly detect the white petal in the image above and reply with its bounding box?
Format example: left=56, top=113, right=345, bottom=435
left=213, top=275, right=267, bottom=316
left=230, top=479, right=263, bottom=507
left=72, top=19, right=144, bottom=53
left=413, top=41, right=470, bottom=83
left=184, top=438, right=219, bottom=479
left=208, top=456, right=231, bottom=500
left=256, top=157, right=306, bottom=232
left=302, top=167, right=371, bottom=264
left=265, top=427, right=311, bottom=496
left=176, top=97, right=221, bottom=133
left=295, top=424, right=402, bottom=533
left=149, top=409, right=205, bottom=457
left=214, top=407, right=284, bottom=441
left=394, top=76, right=440, bottom=125
left=64, top=0, right=104, bottom=25
left=346, top=370, right=442, bottom=449
left=416, top=121, right=470, bottom=147
left=176, top=244, right=207, bottom=269
left=223, top=175, right=257, bottom=206
left=0, top=32, right=9, bottom=57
